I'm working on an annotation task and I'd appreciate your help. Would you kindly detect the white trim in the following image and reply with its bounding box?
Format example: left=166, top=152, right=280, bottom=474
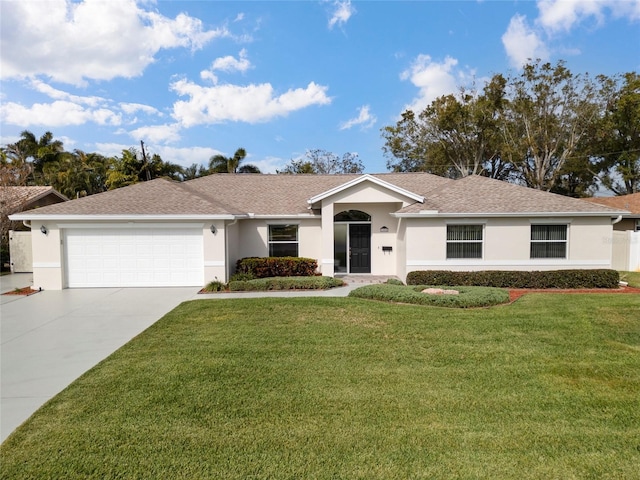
left=394, top=211, right=628, bottom=218
left=308, top=174, right=424, bottom=206
left=444, top=218, right=487, bottom=225
left=529, top=218, right=573, bottom=224
left=248, top=214, right=318, bottom=219
left=204, top=260, right=225, bottom=267
left=9, top=214, right=236, bottom=221
left=33, top=262, right=61, bottom=268
left=406, top=259, right=610, bottom=267
left=57, top=223, right=205, bottom=229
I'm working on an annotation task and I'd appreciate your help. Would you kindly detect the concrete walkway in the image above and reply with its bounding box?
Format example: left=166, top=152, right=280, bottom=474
left=0, top=274, right=388, bottom=443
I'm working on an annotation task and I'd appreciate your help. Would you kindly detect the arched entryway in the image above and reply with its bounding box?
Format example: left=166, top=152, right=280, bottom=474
left=334, top=210, right=371, bottom=274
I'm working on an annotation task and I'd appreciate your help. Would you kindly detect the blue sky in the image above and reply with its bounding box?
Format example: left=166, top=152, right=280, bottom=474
left=1, top=0, right=639, bottom=173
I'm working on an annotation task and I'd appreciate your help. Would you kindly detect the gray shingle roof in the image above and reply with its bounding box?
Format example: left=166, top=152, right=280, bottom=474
left=397, top=175, right=626, bottom=215
left=10, top=173, right=625, bottom=218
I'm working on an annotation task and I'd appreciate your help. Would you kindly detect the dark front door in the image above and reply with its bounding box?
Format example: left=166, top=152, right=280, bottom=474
left=349, top=224, right=371, bottom=273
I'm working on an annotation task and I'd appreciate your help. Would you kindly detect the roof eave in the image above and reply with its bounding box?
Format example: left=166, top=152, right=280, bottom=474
left=8, top=213, right=239, bottom=221
left=392, top=210, right=631, bottom=218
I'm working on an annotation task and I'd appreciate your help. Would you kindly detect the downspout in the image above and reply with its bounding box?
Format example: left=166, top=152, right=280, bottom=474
left=612, top=215, right=622, bottom=225
left=22, top=220, right=32, bottom=229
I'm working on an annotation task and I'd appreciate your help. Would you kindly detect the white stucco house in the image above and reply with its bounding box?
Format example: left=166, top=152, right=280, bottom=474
left=9, top=173, right=628, bottom=290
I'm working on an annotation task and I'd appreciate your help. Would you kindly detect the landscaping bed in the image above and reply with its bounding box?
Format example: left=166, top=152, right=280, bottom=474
left=349, top=283, right=510, bottom=308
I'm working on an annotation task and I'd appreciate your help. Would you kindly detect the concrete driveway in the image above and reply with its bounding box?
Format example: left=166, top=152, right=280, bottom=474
left=1, top=275, right=201, bottom=443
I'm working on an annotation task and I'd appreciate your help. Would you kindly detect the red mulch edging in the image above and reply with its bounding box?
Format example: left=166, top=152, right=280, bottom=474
left=2, top=287, right=41, bottom=296
left=508, top=285, right=640, bottom=302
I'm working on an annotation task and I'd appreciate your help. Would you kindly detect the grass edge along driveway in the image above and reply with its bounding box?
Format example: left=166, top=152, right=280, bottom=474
left=2, top=295, right=639, bottom=479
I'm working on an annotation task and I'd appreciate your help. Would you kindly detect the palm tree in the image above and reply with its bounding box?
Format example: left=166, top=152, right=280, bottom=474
left=208, top=148, right=261, bottom=173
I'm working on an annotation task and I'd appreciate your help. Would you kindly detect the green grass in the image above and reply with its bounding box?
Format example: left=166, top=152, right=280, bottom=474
left=2, top=295, right=639, bottom=479
left=620, top=270, right=640, bottom=288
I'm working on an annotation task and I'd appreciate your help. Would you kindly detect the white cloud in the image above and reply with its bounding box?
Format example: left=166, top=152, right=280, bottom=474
left=0, top=0, right=227, bottom=86
left=502, top=14, right=549, bottom=68
left=200, top=49, right=253, bottom=83
left=29, top=80, right=106, bottom=107
left=502, top=1, right=640, bottom=68
left=119, top=102, right=163, bottom=116
left=93, top=142, right=223, bottom=168
left=339, top=105, right=377, bottom=130
left=328, top=1, right=356, bottom=29
left=212, top=49, right=252, bottom=73
left=537, top=0, right=640, bottom=33
left=170, top=79, right=332, bottom=126
left=0, top=100, right=121, bottom=127
left=128, top=123, right=182, bottom=144
left=400, top=55, right=468, bottom=113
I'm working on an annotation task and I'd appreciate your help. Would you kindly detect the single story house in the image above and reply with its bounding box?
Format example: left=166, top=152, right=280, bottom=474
left=9, top=173, right=628, bottom=290
left=583, top=192, right=640, bottom=271
left=1, top=186, right=68, bottom=272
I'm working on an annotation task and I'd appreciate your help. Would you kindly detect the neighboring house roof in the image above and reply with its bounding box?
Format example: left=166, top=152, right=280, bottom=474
left=583, top=192, right=640, bottom=216
left=0, top=186, right=68, bottom=214
left=9, top=173, right=627, bottom=220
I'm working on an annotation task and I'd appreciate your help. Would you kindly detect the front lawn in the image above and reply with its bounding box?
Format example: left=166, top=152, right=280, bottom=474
left=620, top=270, right=640, bottom=288
left=2, top=295, right=639, bottom=479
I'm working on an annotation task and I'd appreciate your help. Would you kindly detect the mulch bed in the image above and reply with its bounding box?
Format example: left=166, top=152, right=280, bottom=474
left=508, top=285, right=640, bottom=302
left=2, top=286, right=41, bottom=296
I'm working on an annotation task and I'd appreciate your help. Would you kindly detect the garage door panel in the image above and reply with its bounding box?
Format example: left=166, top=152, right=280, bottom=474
left=66, top=228, right=204, bottom=287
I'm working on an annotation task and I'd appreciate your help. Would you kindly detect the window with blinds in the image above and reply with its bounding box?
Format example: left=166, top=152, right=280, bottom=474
left=530, top=224, right=567, bottom=258
left=446, top=225, right=483, bottom=259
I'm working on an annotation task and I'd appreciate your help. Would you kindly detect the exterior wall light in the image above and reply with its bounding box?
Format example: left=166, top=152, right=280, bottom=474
left=380, top=226, right=389, bottom=233
left=210, top=225, right=217, bottom=235
left=40, top=225, right=48, bottom=235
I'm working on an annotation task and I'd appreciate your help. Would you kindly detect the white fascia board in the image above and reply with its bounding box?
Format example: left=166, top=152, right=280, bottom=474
left=392, top=210, right=630, bottom=218
left=8, top=213, right=238, bottom=221
left=249, top=214, right=320, bottom=219
left=307, top=174, right=424, bottom=206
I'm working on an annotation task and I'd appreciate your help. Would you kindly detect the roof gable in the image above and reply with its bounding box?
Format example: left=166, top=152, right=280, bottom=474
left=307, top=174, right=424, bottom=207
left=0, top=186, right=67, bottom=213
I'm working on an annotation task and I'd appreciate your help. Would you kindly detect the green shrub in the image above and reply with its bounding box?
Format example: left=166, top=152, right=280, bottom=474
left=229, top=272, right=254, bottom=282
left=349, top=284, right=509, bottom=308
left=235, top=257, right=318, bottom=278
left=228, top=276, right=344, bottom=292
left=406, top=269, right=619, bottom=289
left=202, top=280, right=227, bottom=292
left=385, top=278, right=405, bottom=285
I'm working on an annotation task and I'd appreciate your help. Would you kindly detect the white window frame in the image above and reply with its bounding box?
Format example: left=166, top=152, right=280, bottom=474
left=635, top=219, right=640, bottom=232
left=530, top=224, right=568, bottom=259
left=268, top=224, right=299, bottom=257
left=446, top=224, right=484, bottom=259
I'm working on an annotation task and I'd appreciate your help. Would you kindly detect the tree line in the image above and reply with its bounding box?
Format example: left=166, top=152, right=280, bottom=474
left=2, top=60, right=638, bottom=199
left=382, top=60, right=639, bottom=196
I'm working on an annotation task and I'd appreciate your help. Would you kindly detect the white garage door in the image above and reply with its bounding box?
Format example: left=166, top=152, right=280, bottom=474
left=66, top=228, right=204, bottom=287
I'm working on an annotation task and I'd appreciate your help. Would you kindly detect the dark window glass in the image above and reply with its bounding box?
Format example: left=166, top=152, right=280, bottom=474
left=530, top=225, right=567, bottom=258
left=268, top=225, right=298, bottom=257
left=446, top=225, right=483, bottom=259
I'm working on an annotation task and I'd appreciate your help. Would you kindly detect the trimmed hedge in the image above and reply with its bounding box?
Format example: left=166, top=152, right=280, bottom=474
left=349, top=284, right=510, bottom=308
left=235, top=257, right=318, bottom=279
left=406, top=269, right=620, bottom=289
left=229, top=276, right=344, bottom=292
